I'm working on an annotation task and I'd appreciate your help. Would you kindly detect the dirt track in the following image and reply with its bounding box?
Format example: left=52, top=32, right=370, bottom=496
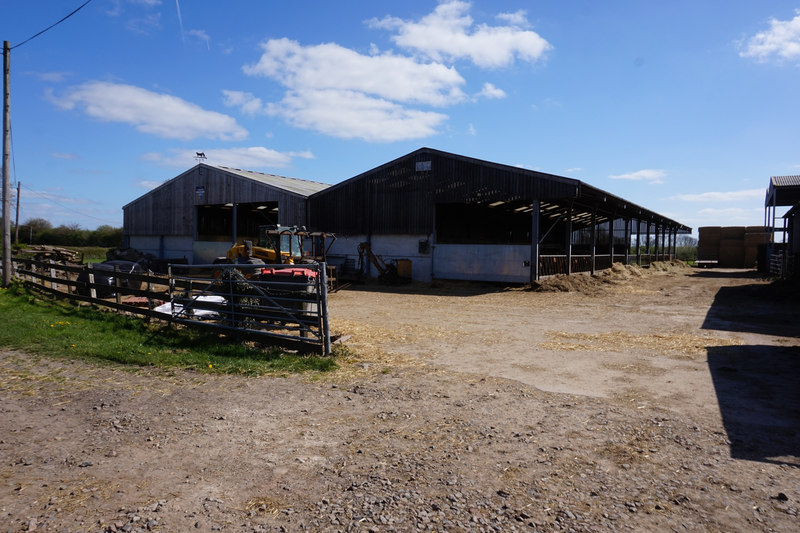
left=1, top=263, right=799, bottom=532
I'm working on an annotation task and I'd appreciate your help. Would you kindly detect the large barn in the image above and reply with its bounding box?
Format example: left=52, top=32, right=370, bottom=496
left=308, top=148, right=689, bottom=282
left=123, top=148, right=690, bottom=282
left=122, top=164, right=330, bottom=264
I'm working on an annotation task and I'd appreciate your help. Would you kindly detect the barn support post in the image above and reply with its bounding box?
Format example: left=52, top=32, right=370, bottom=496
left=645, top=222, right=651, bottom=264
left=654, top=224, right=660, bottom=261
left=530, top=201, right=540, bottom=283
left=565, top=203, right=573, bottom=275
left=635, top=219, right=641, bottom=265
left=608, top=214, right=614, bottom=263
left=232, top=203, right=238, bottom=244
left=624, top=217, right=631, bottom=265
left=661, top=225, right=666, bottom=261
left=590, top=206, right=597, bottom=275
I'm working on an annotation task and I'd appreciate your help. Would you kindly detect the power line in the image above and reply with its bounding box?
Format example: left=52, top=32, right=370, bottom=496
left=21, top=185, right=120, bottom=226
left=12, top=0, right=95, bottom=50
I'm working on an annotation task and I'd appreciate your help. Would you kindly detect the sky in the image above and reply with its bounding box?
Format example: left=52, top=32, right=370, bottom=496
left=2, top=0, right=799, bottom=235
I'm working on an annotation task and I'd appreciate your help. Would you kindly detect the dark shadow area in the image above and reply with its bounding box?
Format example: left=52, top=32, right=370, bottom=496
left=701, top=278, right=800, bottom=338
left=336, top=278, right=521, bottom=297
left=708, top=345, right=800, bottom=465
left=689, top=268, right=766, bottom=280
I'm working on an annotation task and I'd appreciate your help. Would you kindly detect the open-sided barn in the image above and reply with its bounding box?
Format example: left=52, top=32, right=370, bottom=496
left=308, top=148, right=690, bottom=282
left=123, top=164, right=330, bottom=264
left=765, top=175, right=800, bottom=277
left=123, top=147, right=690, bottom=282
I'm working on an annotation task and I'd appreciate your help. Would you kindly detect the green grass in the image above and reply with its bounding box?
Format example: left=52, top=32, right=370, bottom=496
left=0, top=282, right=337, bottom=376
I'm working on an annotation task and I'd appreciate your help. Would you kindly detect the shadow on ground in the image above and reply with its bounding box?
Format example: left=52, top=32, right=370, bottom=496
left=707, top=345, right=800, bottom=466
left=701, top=277, right=800, bottom=338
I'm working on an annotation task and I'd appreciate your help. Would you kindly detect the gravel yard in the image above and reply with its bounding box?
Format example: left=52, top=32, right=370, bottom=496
left=1, top=263, right=798, bottom=532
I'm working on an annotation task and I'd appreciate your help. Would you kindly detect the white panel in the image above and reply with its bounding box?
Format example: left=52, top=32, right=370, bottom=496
left=433, top=244, right=531, bottom=283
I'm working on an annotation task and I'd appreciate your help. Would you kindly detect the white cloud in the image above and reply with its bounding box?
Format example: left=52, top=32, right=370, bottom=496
left=50, top=81, right=248, bottom=141
left=268, top=89, right=448, bottom=142
left=243, top=38, right=458, bottom=141
left=477, top=82, right=506, bottom=99
left=51, top=152, right=79, bottom=160
left=740, top=9, right=800, bottom=62
left=240, top=2, right=551, bottom=142
left=137, top=180, right=164, bottom=190
left=608, top=169, right=666, bottom=184
left=222, top=90, right=267, bottom=116
left=35, top=71, right=71, bottom=83
left=143, top=147, right=314, bottom=169
left=496, top=10, right=530, bottom=28
left=244, top=38, right=466, bottom=107
left=566, top=167, right=582, bottom=173
left=186, top=29, right=211, bottom=50
left=127, top=12, right=161, bottom=35
left=673, top=189, right=764, bottom=202
left=467, top=123, right=477, bottom=136
left=368, top=0, right=551, bottom=68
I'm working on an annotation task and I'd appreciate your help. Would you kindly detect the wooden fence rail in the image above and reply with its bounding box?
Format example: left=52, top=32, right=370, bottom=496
left=10, top=258, right=331, bottom=354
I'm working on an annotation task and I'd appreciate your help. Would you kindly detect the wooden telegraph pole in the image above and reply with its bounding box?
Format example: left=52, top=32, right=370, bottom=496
left=2, top=41, right=11, bottom=287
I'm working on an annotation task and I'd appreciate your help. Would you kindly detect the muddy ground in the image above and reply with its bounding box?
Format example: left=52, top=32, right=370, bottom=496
left=1, top=263, right=798, bottom=532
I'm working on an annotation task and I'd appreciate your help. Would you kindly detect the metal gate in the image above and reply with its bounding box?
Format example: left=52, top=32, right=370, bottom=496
left=167, top=262, right=331, bottom=354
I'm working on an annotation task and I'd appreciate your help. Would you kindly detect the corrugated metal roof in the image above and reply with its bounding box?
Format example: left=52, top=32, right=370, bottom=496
left=771, top=175, right=800, bottom=187
left=212, top=165, right=331, bottom=197
left=766, top=175, right=800, bottom=207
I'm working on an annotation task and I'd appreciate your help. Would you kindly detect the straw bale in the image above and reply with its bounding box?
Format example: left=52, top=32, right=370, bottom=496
left=745, top=225, right=768, bottom=234
left=698, top=226, right=722, bottom=241
left=720, top=226, right=746, bottom=240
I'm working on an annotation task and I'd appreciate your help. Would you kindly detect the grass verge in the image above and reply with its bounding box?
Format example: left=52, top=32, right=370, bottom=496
left=0, top=282, right=337, bottom=376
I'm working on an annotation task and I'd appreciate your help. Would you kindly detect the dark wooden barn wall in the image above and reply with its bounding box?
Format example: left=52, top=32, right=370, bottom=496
left=124, top=166, right=308, bottom=236
left=308, top=151, right=579, bottom=235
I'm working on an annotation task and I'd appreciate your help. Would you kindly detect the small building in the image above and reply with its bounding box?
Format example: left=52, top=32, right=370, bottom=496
left=122, top=164, right=330, bottom=264
left=765, top=175, right=800, bottom=277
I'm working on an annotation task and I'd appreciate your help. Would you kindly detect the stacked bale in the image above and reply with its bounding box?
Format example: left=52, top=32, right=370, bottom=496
left=697, top=226, right=721, bottom=262
left=719, top=226, right=745, bottom=267
left=698, top=225, right=771, bottom=268
left=744, top=226, right=770, bottom=268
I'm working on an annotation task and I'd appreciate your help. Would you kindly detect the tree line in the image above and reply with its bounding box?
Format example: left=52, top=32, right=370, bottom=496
left=13, top=218, right=123, bottom=248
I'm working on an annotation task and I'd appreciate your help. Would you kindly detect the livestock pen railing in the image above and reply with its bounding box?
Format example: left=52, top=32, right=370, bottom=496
left=9, top=257, right=331, bottom=354
left=538, top=252, right=671, bottom=277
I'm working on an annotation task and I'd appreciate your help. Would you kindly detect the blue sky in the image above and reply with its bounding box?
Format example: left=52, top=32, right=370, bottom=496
left=2, top=1, right=799, bottom=234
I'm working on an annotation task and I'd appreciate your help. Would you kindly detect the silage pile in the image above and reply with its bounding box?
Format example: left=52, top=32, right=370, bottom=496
left=533, top=261, right=688, bottom=294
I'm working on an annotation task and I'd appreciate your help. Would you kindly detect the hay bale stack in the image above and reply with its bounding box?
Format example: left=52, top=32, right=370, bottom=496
left=720, top=226, right=746, bottom=240
left=744, top=231, right=770, bottom=268
left=697, top=226, right=721, bottom=261
left=719, top=239, right=745, bottom=267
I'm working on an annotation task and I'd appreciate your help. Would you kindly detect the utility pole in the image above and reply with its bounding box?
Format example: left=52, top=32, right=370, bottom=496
left=2, top=41, right=11, bottom=287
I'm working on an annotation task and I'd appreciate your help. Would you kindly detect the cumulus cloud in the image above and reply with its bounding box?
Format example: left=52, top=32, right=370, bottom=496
left=672, top=189, right=764, bottom=202
left=243, top=38, right=459, bottom=141
left=142, top=146, right=314, bottom=169
left=608, top=169, right=666, bottom=184
left=244, top=38, right=466, bottom=106
left=49, top=81, right=248, bottom=141
left=237, top=2, right=550, bottom=142
left=739, top=9, right=800, bottom=62
left=477, top=82, right=506, bottom=99
left=222, top=90, right=268, bottom=116
left=268, top=89, right=449, bottom=142
left=368, top=0, right=551, bottom=68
